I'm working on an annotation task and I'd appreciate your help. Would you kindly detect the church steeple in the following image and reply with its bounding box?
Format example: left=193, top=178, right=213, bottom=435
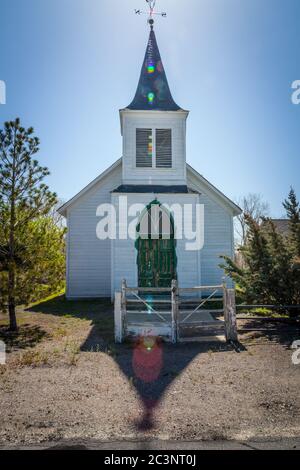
left=127, top=26, right=181, bottom=111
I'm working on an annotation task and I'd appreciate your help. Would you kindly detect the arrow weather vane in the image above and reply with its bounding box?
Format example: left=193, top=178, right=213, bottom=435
left=135, top=0, right=167, bottom=29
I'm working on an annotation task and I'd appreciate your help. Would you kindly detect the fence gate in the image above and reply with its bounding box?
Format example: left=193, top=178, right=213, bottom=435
left=115, top=279, right=238, bottom=344
left=177, top=284, right=226, bottom=342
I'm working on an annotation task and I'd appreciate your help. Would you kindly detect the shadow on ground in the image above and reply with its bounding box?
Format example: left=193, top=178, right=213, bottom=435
left=28, top=295, right=114, bottom=344
left=17, top=296, right=300, bottom=431
left=237, top=317, right=300, bottom=349
left=25, top=296, right=241, bottom=431
left=0, top=324, right=49, bottom=352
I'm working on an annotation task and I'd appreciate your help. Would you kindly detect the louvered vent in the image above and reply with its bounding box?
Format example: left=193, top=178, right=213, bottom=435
left=136, top=129, right=153, bottom=168
left=156, top=129, right=172, bottom=168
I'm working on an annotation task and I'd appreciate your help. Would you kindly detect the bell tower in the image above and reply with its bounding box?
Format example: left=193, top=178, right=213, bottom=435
left=120, top=7, right=189, bottom=186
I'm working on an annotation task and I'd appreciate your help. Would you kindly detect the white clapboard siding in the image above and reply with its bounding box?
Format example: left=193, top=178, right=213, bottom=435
left=187, top=167, right=235, bottom=288
left=66, top=163, right=122, bottom=298
left=111, top=193, right=201, bottom=296
left=64, top=160, right=237, bottom=299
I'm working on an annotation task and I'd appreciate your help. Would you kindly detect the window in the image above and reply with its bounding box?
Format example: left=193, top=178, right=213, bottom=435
left=136, top=128, right=172, bottom=168
left=156, top=129, right=172, bottom=168
left=136, top=129, right=153, bottom=168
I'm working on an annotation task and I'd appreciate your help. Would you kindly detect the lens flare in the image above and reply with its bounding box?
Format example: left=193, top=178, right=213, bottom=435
left=133, top=336, right=163, bottom=383
left=147, top=62, right=155, bottom=74
left=148, top=133, right=153, bottom=157
left=148, top=92, right=155, bottom=104
left=144, top=336, right=155, bottom=351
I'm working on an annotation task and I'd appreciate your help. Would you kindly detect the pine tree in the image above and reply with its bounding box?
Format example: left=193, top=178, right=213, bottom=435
left=220, top=194, right=300, bottom=312
left=283, top=187, right=300, bottom=258
left=221, top=215, right=273, bottom=303
left=0, top=215, right=66, bottom=309
left=262, top=219, right=294, bottom=305
left=283, top=188, right=300, bottom=309
left=0, top=118, right=57, bottom=330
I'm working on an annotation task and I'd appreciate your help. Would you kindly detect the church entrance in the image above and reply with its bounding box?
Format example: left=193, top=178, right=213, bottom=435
left=136, top=201, right=177, bottom=288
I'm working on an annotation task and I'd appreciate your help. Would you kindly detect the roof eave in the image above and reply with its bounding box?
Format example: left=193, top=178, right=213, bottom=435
left=119, top=108, right=189, bottom=136
left=57, top=158, right=122, bottom=217
left=187, top=164, right=242, bottom=216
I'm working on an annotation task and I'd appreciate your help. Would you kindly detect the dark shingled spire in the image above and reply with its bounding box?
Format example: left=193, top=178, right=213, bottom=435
left=127, top=28, right=181, bottom=111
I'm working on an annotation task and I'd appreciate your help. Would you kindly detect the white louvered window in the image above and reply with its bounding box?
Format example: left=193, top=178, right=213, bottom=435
left=136, top=128, right=153, bottom=168
left=136, top=128, right=172, bottom=169
left=156, top=129, right=172, bottom=168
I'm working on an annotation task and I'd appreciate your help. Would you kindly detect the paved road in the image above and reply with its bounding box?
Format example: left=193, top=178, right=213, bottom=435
left=2, top=438, right=300, bottom=450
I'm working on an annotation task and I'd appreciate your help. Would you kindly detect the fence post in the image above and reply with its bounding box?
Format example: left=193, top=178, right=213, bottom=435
left=121, top=279, right=127, bottom=342
left=222, top=277, right=227, bottom=308
left=171, top=279, right=179, bottom=343
left=114, top=292, right=123, bottom=343
left=224, top=288, right=238, bottom=342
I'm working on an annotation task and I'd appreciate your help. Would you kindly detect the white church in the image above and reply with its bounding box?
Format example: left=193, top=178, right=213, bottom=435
left=58, top=22, right=241, bottom=300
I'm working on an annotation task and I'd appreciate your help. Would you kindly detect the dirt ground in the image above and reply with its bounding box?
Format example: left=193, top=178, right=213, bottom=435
left=0, top=296, right=300, bottom=446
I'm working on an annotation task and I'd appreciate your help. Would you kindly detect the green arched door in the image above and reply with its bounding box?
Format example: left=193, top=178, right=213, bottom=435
left=136, top=201, right=177, bottom=288
left=137, top=238, right=176, bottom=288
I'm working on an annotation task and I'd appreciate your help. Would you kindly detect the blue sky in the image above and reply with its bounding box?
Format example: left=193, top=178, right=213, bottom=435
left=0, top=0, right=299, bottom=216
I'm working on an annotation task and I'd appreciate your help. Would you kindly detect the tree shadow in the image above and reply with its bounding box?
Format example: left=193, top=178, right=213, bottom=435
left=237, top=317, right=300, bottom=349
left=27, top=295, right=114, bottom=345
left=0, top=324, right=48, bottom=352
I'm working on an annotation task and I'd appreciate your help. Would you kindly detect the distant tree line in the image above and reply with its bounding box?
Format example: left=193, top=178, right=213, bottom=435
left=0, top=118, right=66, bottom=331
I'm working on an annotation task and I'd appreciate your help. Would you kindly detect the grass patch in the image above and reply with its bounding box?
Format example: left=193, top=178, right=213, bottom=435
left=52, top=327, right=68, bottom=339
left=28, top=290, right=66, bottom=308
left=0, top=295, right=115, bottom=363
left=16, top=349, right=50, bottom=367
left=237, top=307, right=291, bottom=318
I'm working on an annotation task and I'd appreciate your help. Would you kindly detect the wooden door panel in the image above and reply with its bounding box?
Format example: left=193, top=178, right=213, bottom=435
left=138, top=238, right=176, bottom=288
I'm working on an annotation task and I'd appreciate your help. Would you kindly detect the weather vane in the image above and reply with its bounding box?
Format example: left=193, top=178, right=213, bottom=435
left=135, top=0, right=167, bottom=29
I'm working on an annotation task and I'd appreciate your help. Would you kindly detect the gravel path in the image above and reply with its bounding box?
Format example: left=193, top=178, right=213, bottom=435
left=0, top=340, right=299, bottom=445
left=0, top=301, right=299, bottom=446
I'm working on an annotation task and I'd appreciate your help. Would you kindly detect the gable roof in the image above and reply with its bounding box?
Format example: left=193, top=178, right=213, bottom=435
left=262, top=219, right=290, bottom=236
left=271, top=219, right=289, bottom=235
left=126, top=28, right=181, bottom=111
left=57, top=158, right=122, bottom=217
left=187, top=164, right=242, bottom=216
left=58, top=159, right=241, bottom=217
